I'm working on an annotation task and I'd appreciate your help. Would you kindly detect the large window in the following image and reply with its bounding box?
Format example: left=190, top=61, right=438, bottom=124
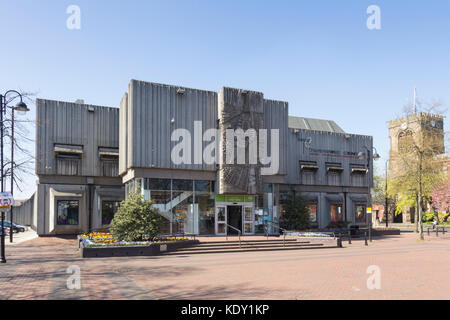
left=330, top=204, right=343, bottom=222
left=102, top=201, right=120, bottom=225
left=140, top=178, right=216, bottom=235
left=355, top=205, right=366, bottom=223
left=57, top=200, right=79, bottom=225
left=195, top=180, right=215, bottom=235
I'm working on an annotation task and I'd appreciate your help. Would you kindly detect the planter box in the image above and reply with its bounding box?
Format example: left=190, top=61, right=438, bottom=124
left=80, top=239, right=199, bottom=258
left=372, top=229, right=400, bottom=236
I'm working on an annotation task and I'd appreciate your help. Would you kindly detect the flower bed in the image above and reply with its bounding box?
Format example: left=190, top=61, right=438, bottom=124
left=295, top=232, right=334, bottom=238
left=79, top=232, right=199, bottom=258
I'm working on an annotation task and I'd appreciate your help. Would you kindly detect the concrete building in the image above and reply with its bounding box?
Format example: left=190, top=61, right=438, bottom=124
left=18, top=80, right=375, bottom=236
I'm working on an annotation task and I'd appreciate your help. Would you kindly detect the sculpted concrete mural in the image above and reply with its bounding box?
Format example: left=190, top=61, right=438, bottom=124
left=218, top=87, right=264, bottom=195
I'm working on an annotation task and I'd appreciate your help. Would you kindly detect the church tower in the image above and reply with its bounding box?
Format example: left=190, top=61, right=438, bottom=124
left=388, top=112, right=445, bottom=222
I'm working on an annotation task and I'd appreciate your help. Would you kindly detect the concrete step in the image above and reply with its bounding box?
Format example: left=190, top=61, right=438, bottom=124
left=187, top=239, right=300, bottom=248
left=174, top=241, right=313, bottom=252
left=163, top=243, right=331, bottom=256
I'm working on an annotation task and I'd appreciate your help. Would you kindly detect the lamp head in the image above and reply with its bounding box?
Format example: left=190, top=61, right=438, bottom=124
left=14, top=101, right=29, bottom=112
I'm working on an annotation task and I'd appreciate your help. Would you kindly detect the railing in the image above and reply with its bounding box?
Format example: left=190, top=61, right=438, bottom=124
left=264, top=220, right=289, bottom=247
left=225, top=223, right=242, bottom=248
left=427, top=226, right=448, bottom=237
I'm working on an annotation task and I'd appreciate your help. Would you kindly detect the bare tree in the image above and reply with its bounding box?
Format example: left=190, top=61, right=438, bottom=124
left=1, top=91, right=37, bottom=194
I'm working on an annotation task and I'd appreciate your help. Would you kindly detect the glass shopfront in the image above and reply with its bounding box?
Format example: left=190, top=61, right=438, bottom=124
left=125, top=179, right=277, bottom=236
left=127, top=178, right=215, bottom=235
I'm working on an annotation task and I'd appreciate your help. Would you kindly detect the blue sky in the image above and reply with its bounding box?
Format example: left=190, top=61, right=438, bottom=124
left=1, top=0, right=449, bottom=199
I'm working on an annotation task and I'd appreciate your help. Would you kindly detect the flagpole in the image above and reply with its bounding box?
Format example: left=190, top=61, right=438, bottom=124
left=414, top=87, right=417, bottom=114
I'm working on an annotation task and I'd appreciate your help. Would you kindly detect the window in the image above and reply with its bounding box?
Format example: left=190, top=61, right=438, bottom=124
left=330, top=204, right=343, bottom=222
left=56, top=153, right=81, bottom=176
left=355, top=205, right=366, bottom=223
left=327, top=164, right=343, bottom=186
left=309, top=204, right=318, bottom=223
left=300, top=162, right=318, bottom=185
left=101, top=155, right=119, bottom=177
left=102, top=201, right=120, bottom=225
left=351, top=165, right=367, bottom=187
left=57, top=200, right=79, bottom=225
left=398, top=130, right=414, bottom=153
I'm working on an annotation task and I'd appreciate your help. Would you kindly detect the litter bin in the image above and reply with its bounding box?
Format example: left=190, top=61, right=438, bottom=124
left=349, top=225, right=359, bottom=236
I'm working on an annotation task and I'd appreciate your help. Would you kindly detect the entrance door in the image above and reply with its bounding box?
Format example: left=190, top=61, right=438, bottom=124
left=227, top=205, right=242, bottom=235
left=215, top=206, right=227, bottom=235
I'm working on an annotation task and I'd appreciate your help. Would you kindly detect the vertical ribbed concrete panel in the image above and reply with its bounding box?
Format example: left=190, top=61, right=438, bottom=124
left=35, top=99, right=119, bottom=177
left=119, top=93, right=128, bottom=175
left=127, top=80, right=218, bottom=171
left=285, top=129, right=374, bottom=187
left=263, top=99, right=288, bottom=175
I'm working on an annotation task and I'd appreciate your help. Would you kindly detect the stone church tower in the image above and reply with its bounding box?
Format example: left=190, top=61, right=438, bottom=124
left=388, top=112, right=445, bottom=223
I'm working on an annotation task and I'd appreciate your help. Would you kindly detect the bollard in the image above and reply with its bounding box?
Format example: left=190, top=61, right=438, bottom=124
left=365, top=231, right=368, bottom=246
left=348, top=230, right=352, bottom=244
left=369, top=225, right=372, bottom=242
left=337, top=236, right=342, bottom=248
left=436, top=227, right=439, bottom=237
left=427, top=228, right=430, bottom=236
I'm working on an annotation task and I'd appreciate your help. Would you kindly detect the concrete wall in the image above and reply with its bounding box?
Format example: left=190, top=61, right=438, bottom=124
left=122, top=80, right=218, bottom=175
left=36, top=99, right=119, bottom=177
left=7, top=194, right=36, bottom=227
left=285, top=128, right=374, bottom=187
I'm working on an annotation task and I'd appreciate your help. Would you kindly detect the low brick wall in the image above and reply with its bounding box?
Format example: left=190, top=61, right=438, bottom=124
left=80, top=240, right=199, bottom=258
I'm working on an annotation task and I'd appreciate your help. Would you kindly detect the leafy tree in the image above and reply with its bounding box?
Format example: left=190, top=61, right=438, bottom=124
left=280, top=194, right=310, bottom=231
left=371, top=166, right=386, bottom=206
left=388, top=113, right=445, bottom=240
left=431, top=177, right=450, bottom=222
left=110, top=189, right=164, bottom=242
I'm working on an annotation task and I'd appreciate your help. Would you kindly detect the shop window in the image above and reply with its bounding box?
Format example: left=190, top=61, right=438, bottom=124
left=330, top=204, right=343, bottom=222
left=102, top=200, right=120, bottom=225
left=355, top=204, right=366, bottom=223
left=57, top=200, right=79, bottom=225
left=309, top=203, right=318, bottom=224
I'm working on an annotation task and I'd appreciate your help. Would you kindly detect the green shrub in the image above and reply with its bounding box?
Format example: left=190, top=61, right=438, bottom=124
left=110, top=191, right=164, bottom=242
left=422, top=211, right=436, bottom=223
left=280, top=194, right=310, bottom=231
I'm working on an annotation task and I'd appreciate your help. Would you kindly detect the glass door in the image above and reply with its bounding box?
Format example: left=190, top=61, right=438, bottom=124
left=215, top=206, right=227, bottom=235
left=243, top=206, right=254, bottom=235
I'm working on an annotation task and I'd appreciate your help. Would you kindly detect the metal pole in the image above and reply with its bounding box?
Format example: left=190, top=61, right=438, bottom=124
left=0, top=95, right=6, bottom=263
left=348, top=230, right=351, bottom=244
left=9, top=107, right=14, bottom=243
left=385, top=160, right=389, bottom=228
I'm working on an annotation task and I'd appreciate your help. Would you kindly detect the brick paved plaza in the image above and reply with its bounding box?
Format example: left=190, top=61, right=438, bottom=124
left=1, top=233, right=449, bottom=300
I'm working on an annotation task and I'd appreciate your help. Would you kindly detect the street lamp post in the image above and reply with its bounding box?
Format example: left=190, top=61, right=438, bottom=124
left=0, top=91, right=28, bottom=262
left=358, top=146, right=380, bottom=236
left=385, top=159, right=389, bottom=228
